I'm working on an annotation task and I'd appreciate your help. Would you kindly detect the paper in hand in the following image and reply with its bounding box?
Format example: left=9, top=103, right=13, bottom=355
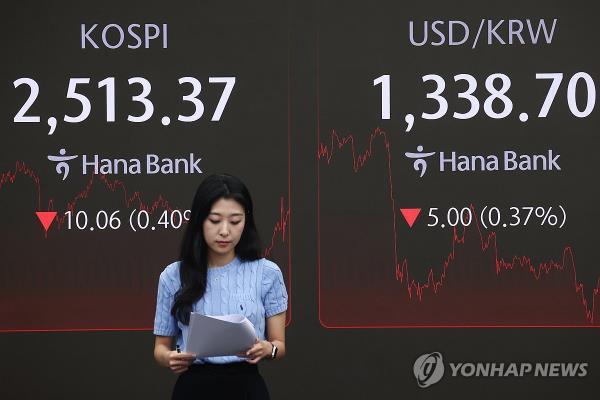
left=185, top=313, right=257, bottom=357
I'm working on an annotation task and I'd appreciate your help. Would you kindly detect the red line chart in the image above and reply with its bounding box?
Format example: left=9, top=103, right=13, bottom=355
left=0, top=160, right=289, bottom=252
left=318, top=127, right=599, bottom=327
left=0, top=160, right=290, bottom=331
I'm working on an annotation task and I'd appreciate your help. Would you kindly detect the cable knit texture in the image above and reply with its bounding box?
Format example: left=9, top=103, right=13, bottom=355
left=154, top=257, right=288, bottom=364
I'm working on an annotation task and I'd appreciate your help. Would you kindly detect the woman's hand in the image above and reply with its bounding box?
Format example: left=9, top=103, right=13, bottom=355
left=166, top=351, right=197, bottom=374
left=241, top=338, right=272, bottom=364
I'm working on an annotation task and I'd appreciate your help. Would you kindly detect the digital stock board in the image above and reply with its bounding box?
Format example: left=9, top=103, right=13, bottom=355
left=0, top=0, right=598, bottom=398
left=1, top=1, right=290, bottom=331
left=317, top=1, right=599, bottom=328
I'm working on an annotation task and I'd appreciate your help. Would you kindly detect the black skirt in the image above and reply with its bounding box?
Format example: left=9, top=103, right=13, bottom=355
left=172, top=362, right=270, bottom=400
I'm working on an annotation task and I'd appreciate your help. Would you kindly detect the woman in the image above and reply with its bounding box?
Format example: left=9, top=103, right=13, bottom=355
left=153, top=174, right=288, bottom=400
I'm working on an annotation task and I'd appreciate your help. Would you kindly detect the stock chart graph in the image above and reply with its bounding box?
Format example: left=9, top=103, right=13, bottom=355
left=318, top=127, right=598, bottom=327
left=0, top=1, right=291, bottom=331
left=317, top=1, right=599, bottom=328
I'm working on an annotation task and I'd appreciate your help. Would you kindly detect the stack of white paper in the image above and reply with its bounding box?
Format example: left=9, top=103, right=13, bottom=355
left=185, top=313, right=257, bottom=357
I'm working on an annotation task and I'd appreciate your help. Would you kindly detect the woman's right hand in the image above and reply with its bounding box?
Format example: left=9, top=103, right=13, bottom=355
left=166, top=351, right=197, bottom=374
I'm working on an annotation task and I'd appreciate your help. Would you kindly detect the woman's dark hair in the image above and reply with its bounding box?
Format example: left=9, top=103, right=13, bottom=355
left=171, top=174, right=262, bottom=324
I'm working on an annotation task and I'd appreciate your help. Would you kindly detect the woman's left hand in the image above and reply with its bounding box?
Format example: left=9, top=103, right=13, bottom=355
left=240, top=338, right=272, bottom=364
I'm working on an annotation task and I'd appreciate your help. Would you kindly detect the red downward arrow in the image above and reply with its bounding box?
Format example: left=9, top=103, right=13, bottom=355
left=400, top=208, right=421, bottom=228
left=35, top=211, right=57, bottom=233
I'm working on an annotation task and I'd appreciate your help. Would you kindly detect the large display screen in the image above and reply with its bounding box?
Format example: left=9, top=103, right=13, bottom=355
left=317, top=1, right=598, bottom=327
left=1, top=1, right=291, bottom=331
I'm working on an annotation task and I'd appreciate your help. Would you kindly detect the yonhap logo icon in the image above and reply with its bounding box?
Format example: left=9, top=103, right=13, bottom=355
left=413, top=352, right=445, bottom=388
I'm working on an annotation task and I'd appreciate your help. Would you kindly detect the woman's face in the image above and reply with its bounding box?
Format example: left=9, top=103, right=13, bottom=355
left=202, top=197, right=246, bottom=262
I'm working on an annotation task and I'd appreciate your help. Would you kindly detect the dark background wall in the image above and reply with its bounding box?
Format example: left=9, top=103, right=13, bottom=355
left=1, top=1, right=598, bottom=398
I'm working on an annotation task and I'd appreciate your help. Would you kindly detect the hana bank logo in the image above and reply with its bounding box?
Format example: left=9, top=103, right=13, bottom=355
left=46, top=148, right=202, bottom=180
left=405, top=145, right=435, bottom=178
left=47, top=148, right=78, bottom=180
left=413, top=352, right=445, bottom=388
